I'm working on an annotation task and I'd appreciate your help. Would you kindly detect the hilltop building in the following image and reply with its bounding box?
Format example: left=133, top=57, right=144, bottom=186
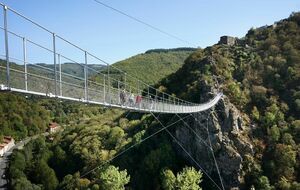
left=218, top=36, right=247, bottom=47
left=218, top=36, right=237, bottom=46
left=0, top=136, right=15, bottom=157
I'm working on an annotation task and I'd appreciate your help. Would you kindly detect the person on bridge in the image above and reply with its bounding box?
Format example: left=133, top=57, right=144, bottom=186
left=135, top=94, right=142, bottom=108
left=129, top=93, right=135, bottom=106
left=120, top=89, right=126, bottom=105
left=149, top=96, right=154, bottom=109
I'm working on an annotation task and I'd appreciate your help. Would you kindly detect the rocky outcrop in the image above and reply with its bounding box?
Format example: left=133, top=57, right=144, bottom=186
left=173, top=95, right=253, bottom=189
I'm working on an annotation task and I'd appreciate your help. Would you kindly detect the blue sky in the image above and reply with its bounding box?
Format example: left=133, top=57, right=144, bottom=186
left=0, top=0, right=299, bottom=64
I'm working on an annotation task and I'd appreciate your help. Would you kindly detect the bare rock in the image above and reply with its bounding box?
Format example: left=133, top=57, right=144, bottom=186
left=173, top=95, right=253, bottom=189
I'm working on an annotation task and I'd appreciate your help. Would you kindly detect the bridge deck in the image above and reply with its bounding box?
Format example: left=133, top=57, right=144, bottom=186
left=0, top=83, right=222, bottom=114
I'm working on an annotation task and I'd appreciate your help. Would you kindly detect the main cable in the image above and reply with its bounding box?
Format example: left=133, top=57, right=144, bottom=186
left=175, top=113, right=211, bottom=148
left=188, top=111, right=225, bottom=190
left=204, top=112, right=225, bottom=190
left=92, top=0, right=197, bottom=47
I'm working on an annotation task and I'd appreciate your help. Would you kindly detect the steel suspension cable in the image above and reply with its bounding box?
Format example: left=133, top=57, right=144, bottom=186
left=204, top=112, right=225, bottom=190
left=175, top=112, right=216, bottom=169
left=175, top=113, right=211, bottom=148
left=91, top=0, right=196, bottom=47
left=188, top=111, right=225, bottom=190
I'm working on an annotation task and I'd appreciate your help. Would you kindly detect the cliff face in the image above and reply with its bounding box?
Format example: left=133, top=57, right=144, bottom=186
left=174, top=96, right=253, bottom=189
left=159, top=54, right=254, bottom=189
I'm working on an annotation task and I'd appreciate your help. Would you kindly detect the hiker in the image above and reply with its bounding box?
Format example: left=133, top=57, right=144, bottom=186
left=149, top=96, right=154, bottom=109
left=120, top=89, right=126, bottom=105
left=135, top=94, right=142, bottom=108
left=129, top=93, right=134, bottom=106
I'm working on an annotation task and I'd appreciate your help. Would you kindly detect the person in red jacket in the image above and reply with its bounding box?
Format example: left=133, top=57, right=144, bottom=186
left=135, top=94, right=142, bottom=108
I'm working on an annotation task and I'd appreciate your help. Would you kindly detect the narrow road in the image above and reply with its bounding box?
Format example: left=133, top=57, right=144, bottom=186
left=0, top=132, right=49, bottom=189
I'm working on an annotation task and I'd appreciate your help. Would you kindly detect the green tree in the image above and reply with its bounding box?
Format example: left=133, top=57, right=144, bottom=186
left=59, top=172, right=90, bottom=190
left=143, top=144, right=176, bottom=176
left=59, top=174, right=75, bottom=190
left=34, top=160, right=58, bottom=190
left=256, top=176, right=274, bottom=190
left=264, top=112, right=276, bottom=127
left=268, top=125, right=280, bottom=142
left=9, top=151, right=27, bottom=179
left=290, top=182, right=300, bottom=190
left=161, top=167, right=203, bottom=190
left=225, top=81, right=248, bottom=107
left=13, top=177, right=41, bottom=190
left=107, top=127, right=125, bottom=149
left=161, top=169, right=176, bottom=190
left=251, top=106, right=260, bottom=121
left=176, top=167, right=203, bottom=190
left=10, top=151, right=26, bottom=172
left=98, top=165, right=130, bottom=190
left=281, top=133, right=295, bottom=146
left=274, top=144, right=297, bottom=180
left=91, top=184, right=100, bottom=190
left=263, top=103, right=285, bottom=127
left=277, top=177, right=290, bottom=190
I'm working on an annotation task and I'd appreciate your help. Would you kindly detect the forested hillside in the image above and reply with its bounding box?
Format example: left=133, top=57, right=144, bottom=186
left=7, top=100, right=204, bottom=189
left=0, top=93, right=50, bottom=141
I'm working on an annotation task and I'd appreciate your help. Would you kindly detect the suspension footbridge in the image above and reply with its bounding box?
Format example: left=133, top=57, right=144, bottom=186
left=0, top=3, right=227, bottom=189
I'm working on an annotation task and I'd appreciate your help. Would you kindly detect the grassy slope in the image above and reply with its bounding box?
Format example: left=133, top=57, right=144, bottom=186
left=113, top=48, right=196, bottom=85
